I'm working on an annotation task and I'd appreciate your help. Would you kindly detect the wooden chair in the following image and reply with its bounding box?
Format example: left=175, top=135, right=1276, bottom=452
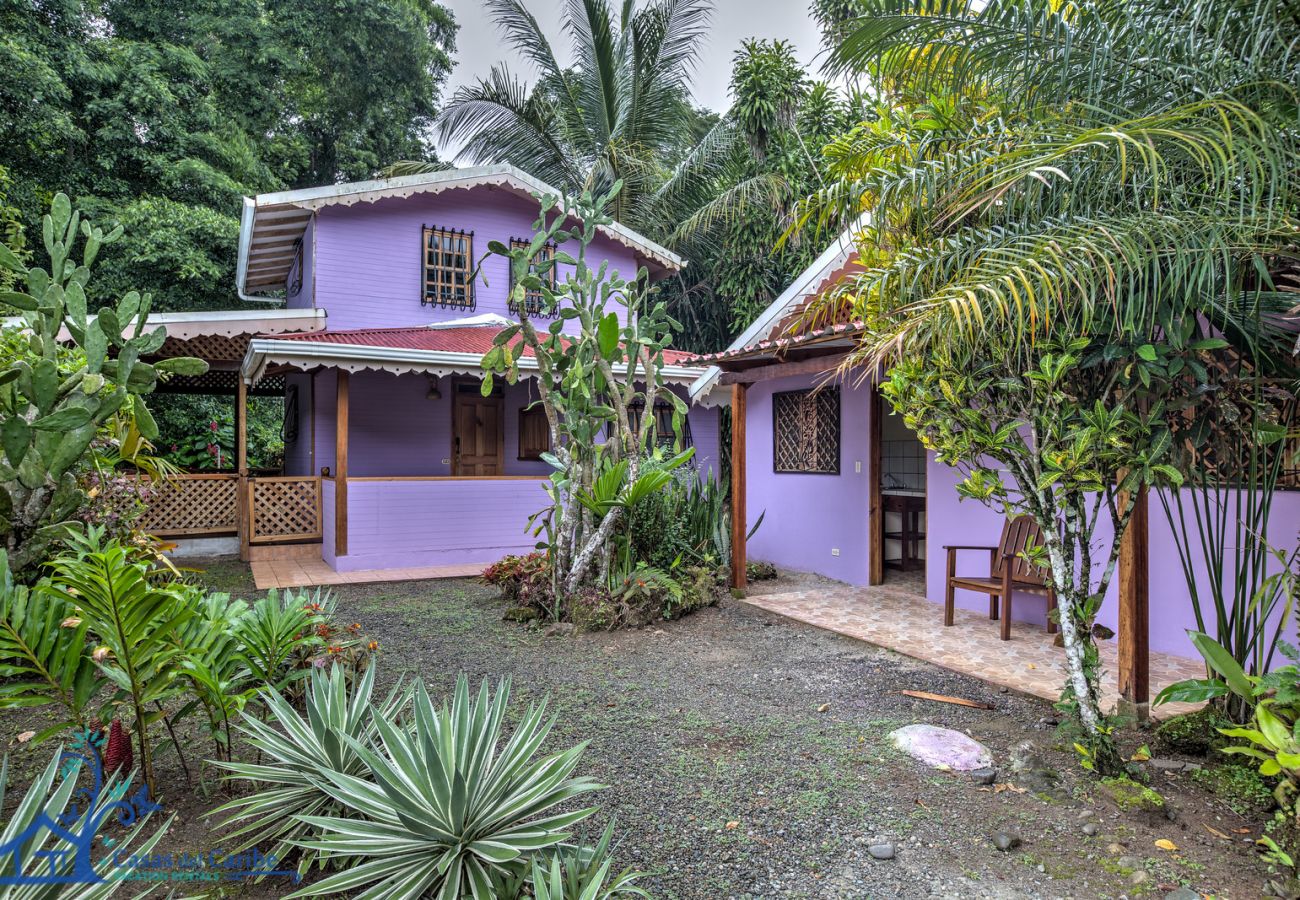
left=943, top=515, right=1057, bottom=641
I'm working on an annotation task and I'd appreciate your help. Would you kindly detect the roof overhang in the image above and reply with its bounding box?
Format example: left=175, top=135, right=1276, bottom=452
left=241, top=337, right=725, bottom=404
left=5, top=308, right=326, bottom=347
left=237, top=164, right=685, bottom=298
left=688, top=214, right=869, bottom=402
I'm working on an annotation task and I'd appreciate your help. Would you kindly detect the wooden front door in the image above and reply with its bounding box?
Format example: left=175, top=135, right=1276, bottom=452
left=452, top=380, right=504, bottom=475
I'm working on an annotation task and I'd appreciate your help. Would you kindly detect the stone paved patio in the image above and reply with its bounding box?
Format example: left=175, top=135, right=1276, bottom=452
left=742, top=580, right=1205, bottom=718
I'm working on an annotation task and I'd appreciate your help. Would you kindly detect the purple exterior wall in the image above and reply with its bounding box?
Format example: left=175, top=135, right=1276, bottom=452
left=740, top=370, right=1300, bottom=661
left=742, top=373, right=875, bottom=585
left=310, top=187, right=640, bottom=332
left=323, top=478, right=549, bottom=571
left=925, top=460, right=1300, bottom=660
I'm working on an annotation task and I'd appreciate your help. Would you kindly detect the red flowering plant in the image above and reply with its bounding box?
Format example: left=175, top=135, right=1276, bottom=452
left=482, top=552, right=557, bottom=621
left=167, top=414, right=235, bottom=471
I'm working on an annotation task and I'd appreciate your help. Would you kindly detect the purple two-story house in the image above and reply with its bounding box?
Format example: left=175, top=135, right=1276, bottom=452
left=136, top=164, right=724, bottom=579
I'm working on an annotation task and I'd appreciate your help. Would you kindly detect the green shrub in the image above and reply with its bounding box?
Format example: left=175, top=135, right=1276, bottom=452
left=1191, top=764, right=1275, bottom=816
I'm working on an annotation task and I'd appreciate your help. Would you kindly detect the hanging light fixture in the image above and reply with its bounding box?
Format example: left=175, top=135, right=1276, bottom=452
left=426, top=374, right=442, bottom=400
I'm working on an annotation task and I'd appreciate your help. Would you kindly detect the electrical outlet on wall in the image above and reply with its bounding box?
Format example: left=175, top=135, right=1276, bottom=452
left=441, top=458, right=450, bottom=465
left=831, top=548, right=841, bottom=556
left=854, top=461, right=862, bottom=473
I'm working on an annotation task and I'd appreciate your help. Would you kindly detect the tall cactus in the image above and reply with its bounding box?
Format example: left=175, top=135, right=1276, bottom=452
left=0, top=193, right=207, bottom=574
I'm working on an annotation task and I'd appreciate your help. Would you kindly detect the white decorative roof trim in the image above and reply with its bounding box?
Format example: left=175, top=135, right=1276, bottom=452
left=6, top=308, right=326, bottom=343
left=687, top=213, right=871, bottom=403
left=241, top=338, right=723, bottom=404
left=426, top=313, right=514, bottom=330
left=238, top=164, right=684, bottom=298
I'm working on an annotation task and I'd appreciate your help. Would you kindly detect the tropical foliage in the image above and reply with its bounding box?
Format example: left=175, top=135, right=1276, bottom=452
left=1158, top=633, right=1300, bottom=871
left=480, top=184, right=693, bottom=597
left=796, top=0, right=1299, bottom=771
left=0, top=0, right=457, bottom=313
left=0, top=194, right=206, bottom=574
left=433, top=0, right=710, bottom=231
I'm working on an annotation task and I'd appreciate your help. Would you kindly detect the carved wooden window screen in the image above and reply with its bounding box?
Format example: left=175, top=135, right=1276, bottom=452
left=773, top=387, right=840, bottom=474
left=508, top=238, right=557, bottom=317
left=423, top=227, right=474, bottom=309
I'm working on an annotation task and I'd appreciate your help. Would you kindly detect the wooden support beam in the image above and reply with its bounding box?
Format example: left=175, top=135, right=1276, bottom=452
left=868, top=380, right=884, bottom=585
left=335, top=371, right=350, bottom=558
left=1118, top=485, right=1150, bottom=718
left=730, top=383, right=747, bottom=590
left=236, top=377, right=250, bottom=561
left=718, top=352, right=851, bottom=386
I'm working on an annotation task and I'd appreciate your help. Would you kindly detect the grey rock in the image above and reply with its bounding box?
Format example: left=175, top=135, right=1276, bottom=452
left=1149, top=757, right=1190, bottom=772
left=1164, top=889, right=1201, bottom=900
left=991, top=832, right=1021, bottom=852
left=1130, top=870, right=1151, bottom=887
left=1117, top=855, right=1141, bottom=871
left=867, top=843, right=896, bottom=861
left=543, top=622, right=576, bottom=637
left=1082, top=823, right=1099, bottom=836
left=970, top=767, right=997, bottom=785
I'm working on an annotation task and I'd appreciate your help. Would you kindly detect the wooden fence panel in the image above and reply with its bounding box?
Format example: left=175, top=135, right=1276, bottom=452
left=249, top=476, right=322, bottom=543
left=138, top=474, right=239, bottom=536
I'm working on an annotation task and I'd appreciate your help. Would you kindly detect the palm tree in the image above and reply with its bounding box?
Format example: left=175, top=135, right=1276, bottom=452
left=798, top=0, right=1299, bottom=766
left=433, top=0, right=711, bottom=230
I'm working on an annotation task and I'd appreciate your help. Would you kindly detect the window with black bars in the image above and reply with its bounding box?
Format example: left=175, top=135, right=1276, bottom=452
left=607, top=398, right=693, bottom=452
left=773, top=387, right=840, bottom=474
left=508, top=238, right=557, bottom=317
left=422, top=226, right=474, bottom=309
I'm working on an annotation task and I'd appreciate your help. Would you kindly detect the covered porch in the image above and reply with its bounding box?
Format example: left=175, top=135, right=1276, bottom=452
left=233, top=315, right=723, bottom=577
left=697, top=320, right=1160, bottom=718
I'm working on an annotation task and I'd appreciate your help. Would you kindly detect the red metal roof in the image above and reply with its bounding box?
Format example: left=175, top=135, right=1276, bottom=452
left=266, top=325, right=698, bottom=366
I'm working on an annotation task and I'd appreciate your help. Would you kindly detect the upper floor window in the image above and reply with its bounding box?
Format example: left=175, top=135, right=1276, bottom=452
left=288, top=240, right=304, bottom=298
left=518, top=404, right=550, bottom=460
left=773, top=387, right=840, bottom=474
left=508, top=238, right=557, bottom=317
left=423, top=226, right=474, bottom=309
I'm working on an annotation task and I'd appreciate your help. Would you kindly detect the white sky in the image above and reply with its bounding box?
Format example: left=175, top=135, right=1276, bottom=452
left=436, top=0, right=825, bottom=155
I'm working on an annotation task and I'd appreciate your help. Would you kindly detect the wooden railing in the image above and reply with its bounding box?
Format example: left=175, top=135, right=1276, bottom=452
left=247, top=476, right=322, bottom=544
left=137, top=474, right=239, bottom=536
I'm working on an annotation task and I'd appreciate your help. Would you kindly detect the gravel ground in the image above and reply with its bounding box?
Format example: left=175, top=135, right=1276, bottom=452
left=0, top=560, right=1277, bottom=898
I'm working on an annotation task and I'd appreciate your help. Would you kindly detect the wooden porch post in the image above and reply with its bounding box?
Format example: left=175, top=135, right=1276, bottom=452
left=868, top=380, right=884, bottom=585
left=236, top=376, right=249, bottom=561
left=1118, top=485, right=1150, bottom=719
left=730, top=383, right=747, bottom=590
left=335, top=371, right=350, bottom=558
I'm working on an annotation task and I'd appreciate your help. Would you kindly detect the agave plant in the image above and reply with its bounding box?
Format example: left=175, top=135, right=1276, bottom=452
left=0, top=747, right=170, bottom=899
left=529, top=824, right=649, bottom=900
left=213, top=663, right=412, bottom=875
left=291, top=675, right=603, bottom=899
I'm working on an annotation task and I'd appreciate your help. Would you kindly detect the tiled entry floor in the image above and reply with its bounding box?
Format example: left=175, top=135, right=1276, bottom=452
left=742, top=581, right=1205, bottom=718
left=252, top=557, right=485, bottom=590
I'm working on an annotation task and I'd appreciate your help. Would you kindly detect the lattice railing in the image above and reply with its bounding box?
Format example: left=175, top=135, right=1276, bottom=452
left=249, top=476, right=321, bottom=543
left=138, top=474, right=239, bottom=536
